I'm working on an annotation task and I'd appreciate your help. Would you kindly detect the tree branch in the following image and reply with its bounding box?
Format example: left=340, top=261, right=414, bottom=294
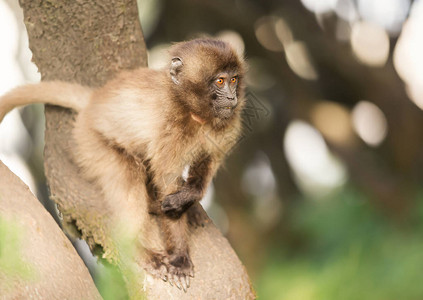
left=0, top=162, right=101, bottom=299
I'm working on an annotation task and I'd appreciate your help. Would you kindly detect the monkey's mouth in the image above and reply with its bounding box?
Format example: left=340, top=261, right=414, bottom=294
left=216, top=106, right=235, bottom=119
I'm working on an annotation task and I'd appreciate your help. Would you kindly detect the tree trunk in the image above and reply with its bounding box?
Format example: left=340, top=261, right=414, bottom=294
left=11, top=0, right=255, bottom=298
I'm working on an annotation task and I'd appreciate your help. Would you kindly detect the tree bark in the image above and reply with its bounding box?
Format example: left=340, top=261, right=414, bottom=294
left=0, top=162, right=101, bottom=299
left=15, top=0, right=254, bottom=298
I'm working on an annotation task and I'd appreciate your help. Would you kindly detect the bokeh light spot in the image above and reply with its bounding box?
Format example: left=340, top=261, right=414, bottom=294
left=254, top=16, right=284, bottom=52
left=274, top=17, right=293, bottom=47
left=335, top=0, right=359, bottom=22
left=300, top=0, right=337, bottom=14
left=216, top=30, right=245, bottom=57
left=311, top=101, right=353, bottom=145
left=241, top=153, right=281, bottom=229
left=285, top=41, right=318, bottom=80
left=284, top=120, right=347, bottom=198
left=350, top=21, right=389, bottom=67
left=351, top=101, right=388, bottom=147
left=393, top=0, right=423, bottom=110
left=357, top=0, right=410, bottom=34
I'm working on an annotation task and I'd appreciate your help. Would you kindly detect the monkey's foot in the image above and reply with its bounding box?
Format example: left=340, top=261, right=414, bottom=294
left=143, top=251, right=194, bottom=292
left=187, top=203, right=209, bottom=228
left=166, top=253, right=194, bottom=292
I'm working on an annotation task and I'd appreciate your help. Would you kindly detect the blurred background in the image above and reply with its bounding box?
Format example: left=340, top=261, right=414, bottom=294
left=1, top=0, right=423, bottom=299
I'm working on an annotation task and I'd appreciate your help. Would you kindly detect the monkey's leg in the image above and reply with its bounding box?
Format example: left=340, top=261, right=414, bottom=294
left=149, top=152, right=219, bottom=289
left=72, top=120, right=169, bottom=280
left=160, top=213, right=193, bottom=291
left=148, top=170, right=195, bottom=290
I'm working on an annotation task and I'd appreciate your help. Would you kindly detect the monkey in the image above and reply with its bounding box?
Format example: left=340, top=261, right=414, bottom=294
left=0, top=38, right=246, bottom=291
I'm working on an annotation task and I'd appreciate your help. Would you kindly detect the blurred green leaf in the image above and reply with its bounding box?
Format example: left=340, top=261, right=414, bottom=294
left=95, top=261, right=129, bottom=300
left=0, top=215, right=36, bottom=291
left=258, top=188, right=423, bottom=300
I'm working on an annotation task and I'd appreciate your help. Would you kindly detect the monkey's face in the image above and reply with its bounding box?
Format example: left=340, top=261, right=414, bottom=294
left=169, top=38, right=246, bottom=124
left=211, top=72, right=239, bottom=119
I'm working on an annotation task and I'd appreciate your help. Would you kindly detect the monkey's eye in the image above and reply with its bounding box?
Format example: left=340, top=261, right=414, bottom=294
left=215, top=78, right=224, bottom=86
left=230, top=77, right=237, bottom=84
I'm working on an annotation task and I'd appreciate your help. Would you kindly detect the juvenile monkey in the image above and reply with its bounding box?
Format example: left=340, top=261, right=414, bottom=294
left=0, top=38, right=246, bottom=290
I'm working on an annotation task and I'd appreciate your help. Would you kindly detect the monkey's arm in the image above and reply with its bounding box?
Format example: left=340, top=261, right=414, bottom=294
left=161, top=154, right=219, bottom=218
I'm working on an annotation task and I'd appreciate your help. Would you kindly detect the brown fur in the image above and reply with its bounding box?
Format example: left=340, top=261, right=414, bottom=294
left=0, top=38, right=246, bottom=291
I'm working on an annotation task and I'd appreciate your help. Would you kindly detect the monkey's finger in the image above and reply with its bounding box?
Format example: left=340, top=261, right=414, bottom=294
left=181, top=276, right=188, bottom=292
left=189, top=269, right=194, bottom=278
left=174, top=275, right=182, bottom=290
left=160, top=265, right=168, bottom=281
left=186, top=275, right=190, bottom=288
left=170, top=274, right=177, bottom=288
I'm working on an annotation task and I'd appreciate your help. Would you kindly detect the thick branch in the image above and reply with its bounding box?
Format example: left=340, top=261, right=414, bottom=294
left=0, top=162, right=100, bottom=299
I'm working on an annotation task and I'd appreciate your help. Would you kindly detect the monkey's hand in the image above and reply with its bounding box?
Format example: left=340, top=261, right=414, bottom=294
left=161, top=189, right=201, bottom=218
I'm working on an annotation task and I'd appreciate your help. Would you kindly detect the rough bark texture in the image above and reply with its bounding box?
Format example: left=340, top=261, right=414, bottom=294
left=0, top=162, right=101, bottom=300
left=17, top=0, right=254, bottom=298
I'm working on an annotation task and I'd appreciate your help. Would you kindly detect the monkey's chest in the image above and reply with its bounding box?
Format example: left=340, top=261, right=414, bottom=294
left=196, top=126, right=239, bottom=157
left=155, top=125, right=238, bottom=178
left=179, top=125, right=238, bottom=156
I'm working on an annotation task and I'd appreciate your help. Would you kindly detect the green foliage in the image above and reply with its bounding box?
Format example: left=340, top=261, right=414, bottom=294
left=0, top=216, right=36, bottom=291
left=95, top=261, right=129, bottom=300
left=258, top=188, right=423, bottom=300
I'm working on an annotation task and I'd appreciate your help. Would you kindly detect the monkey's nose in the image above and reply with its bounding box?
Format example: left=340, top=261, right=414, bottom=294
left=227, top=97, right=237, bottom=106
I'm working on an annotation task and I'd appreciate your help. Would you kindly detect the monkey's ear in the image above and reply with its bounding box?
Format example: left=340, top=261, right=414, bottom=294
left=170, top=57, right=183, bottom=85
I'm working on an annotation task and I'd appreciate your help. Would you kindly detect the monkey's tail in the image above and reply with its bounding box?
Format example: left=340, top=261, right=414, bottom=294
left=0, top=81, right=92, bottom=122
